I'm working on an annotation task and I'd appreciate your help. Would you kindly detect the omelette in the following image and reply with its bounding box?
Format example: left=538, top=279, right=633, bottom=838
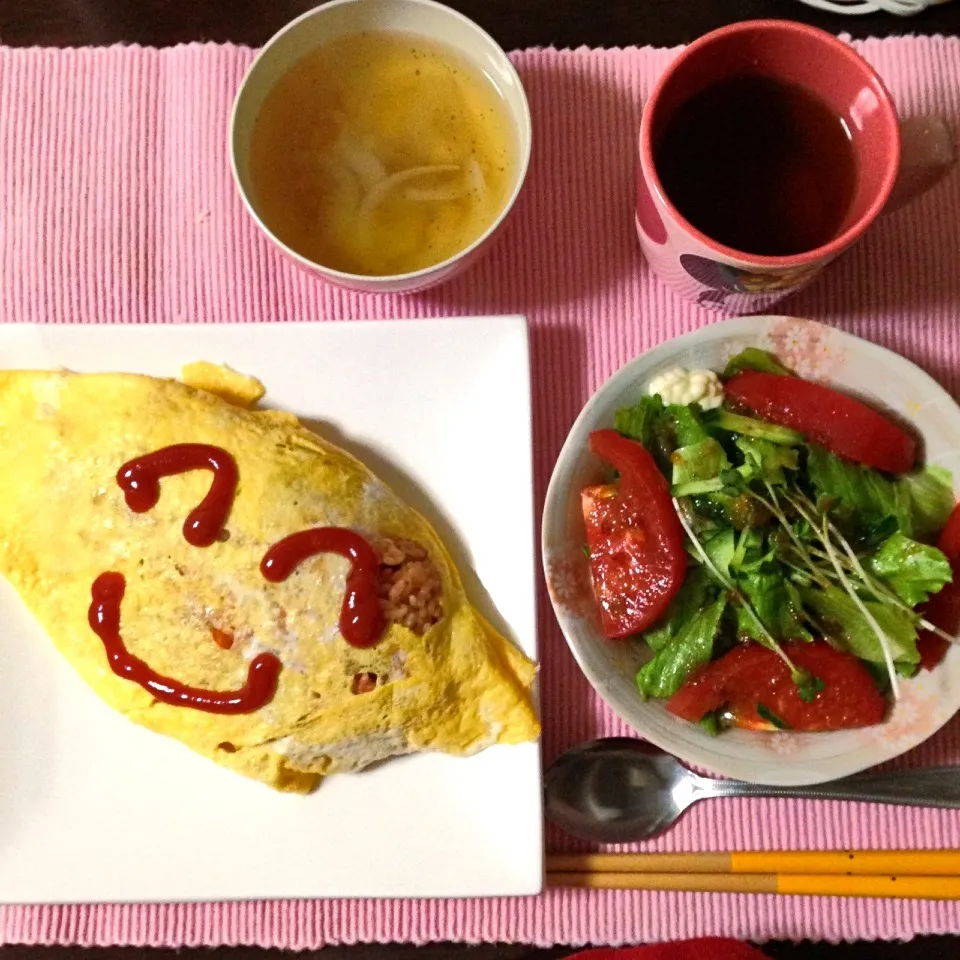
left=0, top=365, right=539, bottom=792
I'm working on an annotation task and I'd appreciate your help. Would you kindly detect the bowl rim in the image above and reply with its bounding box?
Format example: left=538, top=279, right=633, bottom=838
left=228, top=0, right=533, bottom=287
left=542, top=315, right=960, bottom=785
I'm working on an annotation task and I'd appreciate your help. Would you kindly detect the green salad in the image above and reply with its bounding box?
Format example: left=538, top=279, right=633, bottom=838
left=582, top=347, right=959, bottom=733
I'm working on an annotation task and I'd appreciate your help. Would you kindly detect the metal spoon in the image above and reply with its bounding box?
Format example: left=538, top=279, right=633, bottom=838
left=544, top=737, right=960, bottom=844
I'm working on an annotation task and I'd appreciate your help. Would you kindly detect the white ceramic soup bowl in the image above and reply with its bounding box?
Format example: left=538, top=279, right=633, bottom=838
left=230, top=0, right=532, bottom=294
left=542, top=315, right=960, bottom=786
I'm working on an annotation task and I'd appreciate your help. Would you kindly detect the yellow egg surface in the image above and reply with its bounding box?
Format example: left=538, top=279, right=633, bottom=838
left=0, top=369, right=539, bottom=792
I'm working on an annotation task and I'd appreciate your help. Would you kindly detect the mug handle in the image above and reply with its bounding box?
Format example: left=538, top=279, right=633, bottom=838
left=886, top=116, right=957, bottom=213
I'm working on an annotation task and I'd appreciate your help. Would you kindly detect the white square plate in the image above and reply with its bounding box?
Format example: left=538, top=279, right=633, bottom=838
left=0, top=317, right=542, bottom=903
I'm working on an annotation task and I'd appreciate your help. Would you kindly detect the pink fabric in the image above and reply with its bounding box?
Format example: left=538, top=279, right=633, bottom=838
left=2, top=34, right=960, bottom=947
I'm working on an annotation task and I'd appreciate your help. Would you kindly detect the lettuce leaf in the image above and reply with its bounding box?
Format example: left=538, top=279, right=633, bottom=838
left=735, top=567, right=812, bottom=643
left=806, top=444, right=908, bottom=534
left=668, top=403, right=709, bottom=447
left=672, top=437, right=730, bottom=497
left=864, top=532, right=952, bottom=607
left=636, top=594, right=727, bottom=699
left=900, top=465, right=956, bottom=541
left=642, top=566, right=717, bottom=653
left=699, top=711, right=721, bottom=736
left=723, top=348, right=793, bottom=378
left=736, top=436, right=800, bottom=486
left=731, top=527, right=764, bottom=572
left=801, top=584, right=920, bottom=664
left=614, top=394, right=665, bottom=448
left=702, top=528, right=737, bottom=578
left=806, top=445, right=955, bottom=542
left=612, top=393, right=675, bottom=477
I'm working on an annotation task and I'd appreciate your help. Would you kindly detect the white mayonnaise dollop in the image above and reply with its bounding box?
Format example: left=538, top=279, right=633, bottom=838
left=647, top=366, right=724, bottom=410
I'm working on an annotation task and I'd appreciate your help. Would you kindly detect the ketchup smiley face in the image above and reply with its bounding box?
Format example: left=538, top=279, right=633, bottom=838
left=89, top=444, right=388, bottom=715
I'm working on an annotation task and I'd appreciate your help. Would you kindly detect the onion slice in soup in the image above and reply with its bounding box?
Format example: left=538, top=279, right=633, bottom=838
left=358, top=165, right=461, bottom=241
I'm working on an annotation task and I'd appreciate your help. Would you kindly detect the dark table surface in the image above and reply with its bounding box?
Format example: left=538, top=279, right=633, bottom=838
left=1, top=0, right=959, bottom=957
left=1, top=0, right=960, bottom=50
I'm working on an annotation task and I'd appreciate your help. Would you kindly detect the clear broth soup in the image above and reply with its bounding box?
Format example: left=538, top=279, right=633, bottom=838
left=249, top=31, right=517, bottom=277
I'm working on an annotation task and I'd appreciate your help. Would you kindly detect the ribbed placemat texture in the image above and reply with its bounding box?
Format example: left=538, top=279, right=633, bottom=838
left=2, top=35, right=960, bottom=947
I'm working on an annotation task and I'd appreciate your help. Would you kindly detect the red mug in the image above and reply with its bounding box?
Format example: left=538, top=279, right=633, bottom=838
left=636, top=20, right=957, bottom=313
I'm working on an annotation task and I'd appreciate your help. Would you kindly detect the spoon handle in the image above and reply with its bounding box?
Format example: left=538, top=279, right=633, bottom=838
left=703, top=765, right=960, bottom=807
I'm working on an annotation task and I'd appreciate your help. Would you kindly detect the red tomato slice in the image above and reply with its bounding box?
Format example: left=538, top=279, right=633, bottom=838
left=917, top=500, right=960, bottom=670
left=666, top=641, right=887, bottom=731
left=581, top=430, right=686, bottom=639
left=725, top=371, right=916, bottom=474
left=937, top=500, right=960, bottom=556
left=917, top=596, right=955, bottom=671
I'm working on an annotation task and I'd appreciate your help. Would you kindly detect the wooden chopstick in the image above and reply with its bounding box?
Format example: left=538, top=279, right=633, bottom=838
left=545, top=851, right=960, bottom=899
left=546, top=871, right=960, bottom=900
left=547, top=850, right=960, bottom=876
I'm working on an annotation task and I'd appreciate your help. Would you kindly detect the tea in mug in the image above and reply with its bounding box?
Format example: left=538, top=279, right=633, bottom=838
left=654, top=74, right=858, bottom=257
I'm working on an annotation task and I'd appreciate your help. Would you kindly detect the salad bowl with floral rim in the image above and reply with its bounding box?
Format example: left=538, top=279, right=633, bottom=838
left=542, top=315, right=960, bottom=785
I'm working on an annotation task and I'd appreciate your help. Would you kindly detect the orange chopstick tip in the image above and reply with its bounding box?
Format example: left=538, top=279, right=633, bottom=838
left=777, top=874, right=960, bottom=900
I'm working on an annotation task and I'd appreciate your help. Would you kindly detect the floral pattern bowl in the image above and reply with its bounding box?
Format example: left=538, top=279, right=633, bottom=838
left=542, top=315, right=960, bottom=785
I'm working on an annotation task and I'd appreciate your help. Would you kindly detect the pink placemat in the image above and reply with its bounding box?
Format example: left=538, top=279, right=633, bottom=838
left=2, top=33, right=960, bottom=947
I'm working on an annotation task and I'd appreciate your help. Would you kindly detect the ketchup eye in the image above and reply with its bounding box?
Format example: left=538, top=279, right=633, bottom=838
left=116, top=444, right=238, bottom=547
left=261, top=528, right=385, bottom=649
